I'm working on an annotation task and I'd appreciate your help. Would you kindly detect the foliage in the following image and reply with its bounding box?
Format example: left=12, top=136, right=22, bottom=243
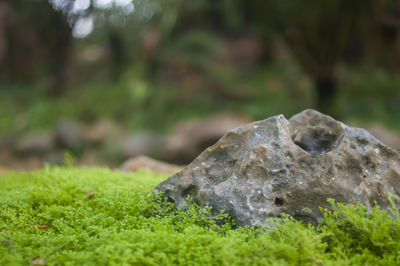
left=1, top=0, right=399, bottom=135
left=2, top=60, right=399, bottom=136
left=1, top=167, right=400, bottom=265
left=318, top=198, right=400, bottom=264
left=338, top=68, right=400, bottom=130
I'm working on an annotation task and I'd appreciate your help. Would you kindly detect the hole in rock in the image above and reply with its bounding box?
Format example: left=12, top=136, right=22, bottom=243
left=181, top=184, right=197, bottom=198
left=166, top=196, right=175, bottom=204
left=275, top=197, right=284, bottom=207
left=290, top=120, right=343, bottom=156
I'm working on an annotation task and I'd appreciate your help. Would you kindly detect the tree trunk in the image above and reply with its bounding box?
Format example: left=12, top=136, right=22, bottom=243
left=108, top=31, right=125, bottom=81
left=315, top=76, right=337, bottom=115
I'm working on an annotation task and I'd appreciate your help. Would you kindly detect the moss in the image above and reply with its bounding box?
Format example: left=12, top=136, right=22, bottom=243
left=0, top=167, right=399, bottom=265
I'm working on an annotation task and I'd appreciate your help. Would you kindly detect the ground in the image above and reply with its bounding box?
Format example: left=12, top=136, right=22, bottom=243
left=1, top=167, right=400, bottom=265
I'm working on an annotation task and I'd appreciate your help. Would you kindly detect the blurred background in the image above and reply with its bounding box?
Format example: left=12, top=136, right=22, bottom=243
left=0, top=0, right=399, bottom=171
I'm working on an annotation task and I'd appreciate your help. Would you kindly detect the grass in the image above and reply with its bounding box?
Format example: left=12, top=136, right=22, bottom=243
left=1, top=167, right=400, bottom=265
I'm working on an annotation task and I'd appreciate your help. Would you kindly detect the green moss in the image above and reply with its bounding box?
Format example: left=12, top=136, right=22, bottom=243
left=1, top=167, right=399, bottom=265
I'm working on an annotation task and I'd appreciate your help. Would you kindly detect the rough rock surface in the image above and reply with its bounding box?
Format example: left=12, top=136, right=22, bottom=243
left=366, top=124, right=400, bottom=151
left=346, top=121, right=400, bottom=151
left=154, top=109, right=400, bottom=227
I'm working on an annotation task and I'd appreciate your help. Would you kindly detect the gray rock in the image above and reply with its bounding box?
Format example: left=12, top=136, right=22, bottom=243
left=366, top=124, right=400, bottom=151
left=85, top=120, right=121, bottom=145
left=347, top=121, right=400, bottom=151
left=120, top=155, right=182, bottom=174
left=15, top=132, right=54, bottom=155
left=54, top=119, right=86, bottom=151
left=154, top=109, right=400, bottom=227
left=119, top=132, right=164, bottom=159
left=164, top=113, right=251, bottom=164
left=42, top=151, right=66, bottom=166
left=0, top=134, right=14, bottom=149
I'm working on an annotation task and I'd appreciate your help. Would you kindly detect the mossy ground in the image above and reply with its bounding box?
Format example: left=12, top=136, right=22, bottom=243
left=1, top=167, right=399, bottom=265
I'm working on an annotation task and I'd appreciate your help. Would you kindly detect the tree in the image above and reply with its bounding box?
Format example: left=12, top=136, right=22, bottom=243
left=372, top=0, right=400, bottom=70
left=0, top=0, right=72, bottom=95
left=248, top=0, right=365, bottom=114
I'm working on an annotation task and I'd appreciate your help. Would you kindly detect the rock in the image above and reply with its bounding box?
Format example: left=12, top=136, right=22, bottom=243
left=364, top=124, right=400, bottom=151
left=346, top=121, right=400, bottom=151
left=154, top=109, right=400, bottom=227
left=119, top=132, right=164, bottom=159
left=85, top=120, right=121, bottom=145
left=121, top=155, right=182, bottom=174
left=42, top=151, right=66, bottom=166
left=15, top=156, right=42, bottom=171
left=0, top=134, right=14, bottom=149
left=54, top=119, right=86, bottom=152
left=165, top=113, right=251, bottom=164
left=77, top=150, right=100, bottom=167
left=0, top=165, right=9, bottom=175
left=15, top=132, right=54, bottom=155
left=0, top=136, right=14, bottom=160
